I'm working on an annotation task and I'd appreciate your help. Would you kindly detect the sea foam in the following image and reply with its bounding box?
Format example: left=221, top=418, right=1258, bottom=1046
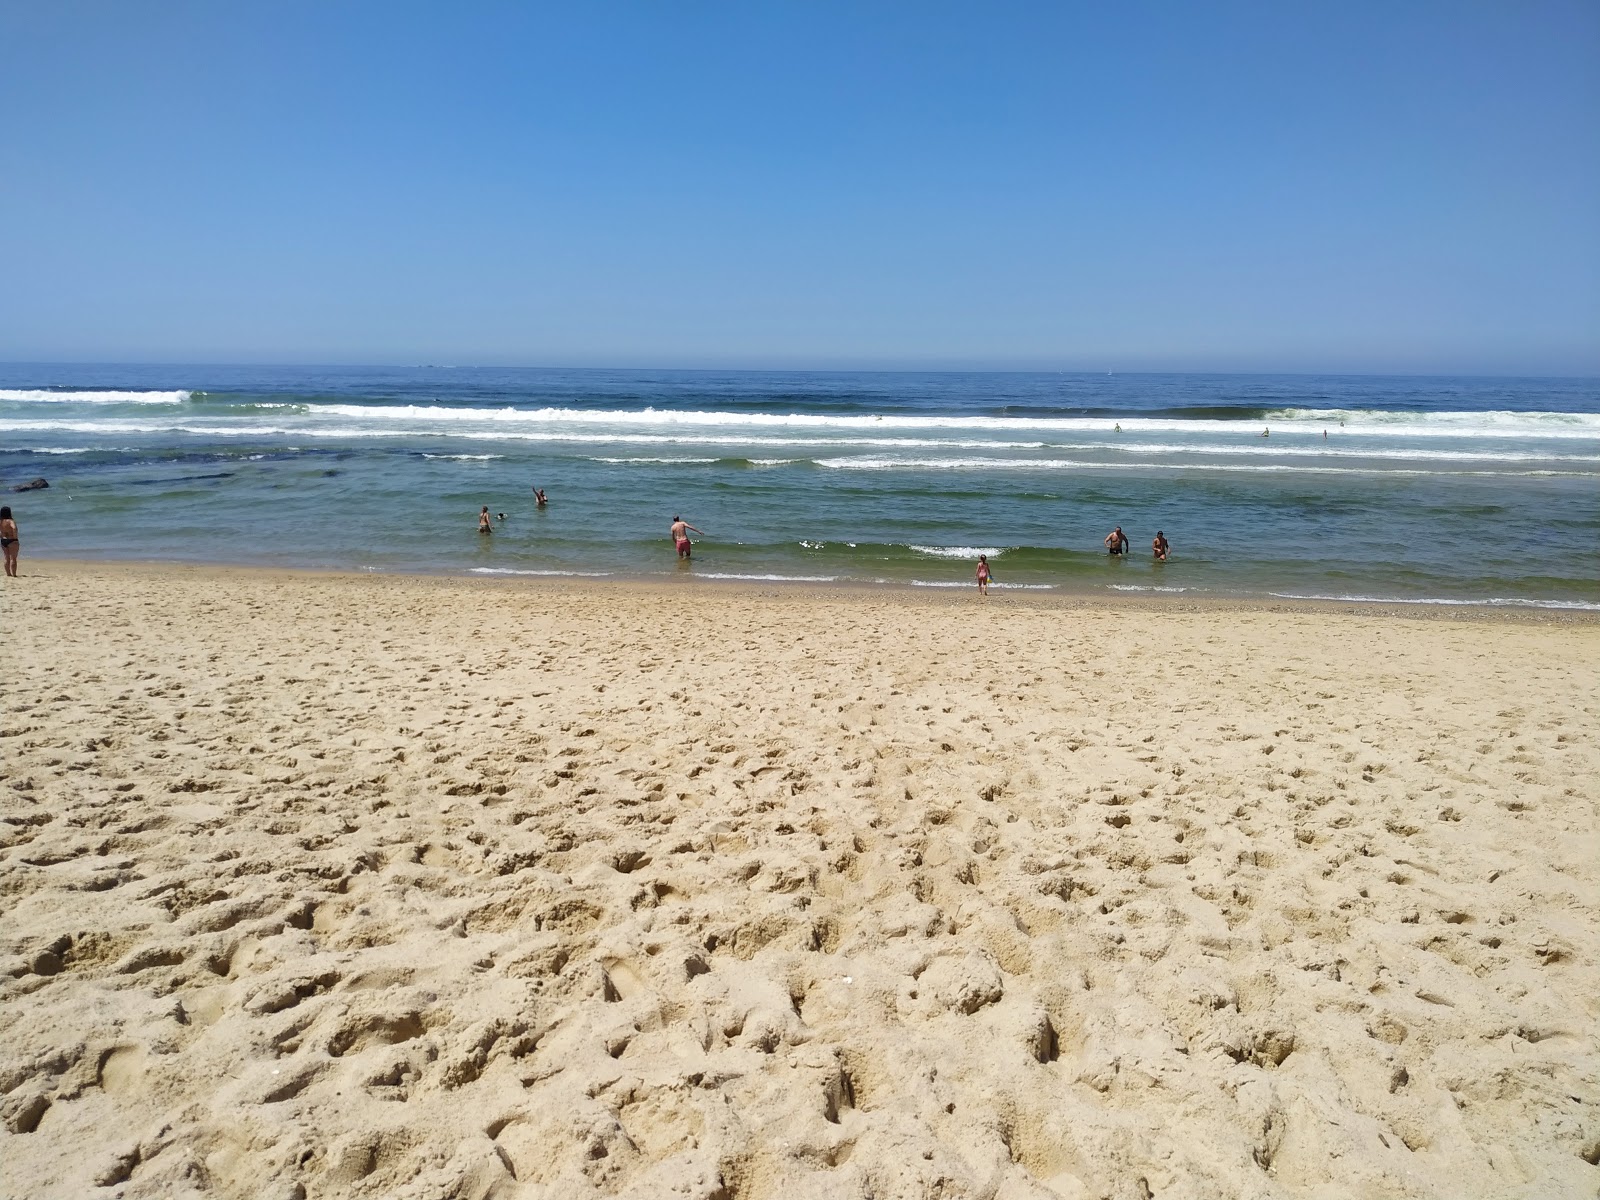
left=0, top=389, right=192, bottom=404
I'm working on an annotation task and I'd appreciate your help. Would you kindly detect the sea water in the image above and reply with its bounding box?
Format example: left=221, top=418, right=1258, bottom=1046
left=1, top=364, right=1595, bottom=609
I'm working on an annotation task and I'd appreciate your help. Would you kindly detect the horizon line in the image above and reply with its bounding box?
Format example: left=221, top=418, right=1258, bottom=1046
left=2, top=359, right=1597, bottom=382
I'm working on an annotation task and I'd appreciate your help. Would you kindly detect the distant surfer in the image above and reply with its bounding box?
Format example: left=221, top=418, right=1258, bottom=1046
left=1152, top=531, right=1170, bottom=561
left=1105, top=526, right=1129, bottom=556
left=671, top=515, right=703, bottom=559
left=976, top=554, right=992, bottom=596
left=533, top=487, right=548, bottom=506
left=478, top=506, right=493, bottom=534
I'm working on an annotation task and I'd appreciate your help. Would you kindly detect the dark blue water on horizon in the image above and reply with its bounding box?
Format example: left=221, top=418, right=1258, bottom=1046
left=2, top=364, right=1596, bottom=608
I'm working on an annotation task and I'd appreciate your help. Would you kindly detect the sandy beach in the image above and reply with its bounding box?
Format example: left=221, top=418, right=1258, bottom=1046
left=2, top=562, right=1597, bottom=1199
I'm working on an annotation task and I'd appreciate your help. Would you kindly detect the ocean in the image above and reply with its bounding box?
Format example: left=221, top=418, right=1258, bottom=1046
left=1, top=364, right=1596, bottom=609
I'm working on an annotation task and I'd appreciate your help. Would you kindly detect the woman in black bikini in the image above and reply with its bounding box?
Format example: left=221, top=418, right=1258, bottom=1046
left=0, top=506, right=17, bottom=577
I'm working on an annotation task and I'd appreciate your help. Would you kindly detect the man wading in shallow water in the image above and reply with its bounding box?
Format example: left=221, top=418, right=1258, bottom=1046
left=670, top=515, right=703, bottom=559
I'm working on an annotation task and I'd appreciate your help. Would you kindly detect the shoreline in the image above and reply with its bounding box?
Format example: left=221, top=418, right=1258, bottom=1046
left=18, top=553, right=1600, bottom=625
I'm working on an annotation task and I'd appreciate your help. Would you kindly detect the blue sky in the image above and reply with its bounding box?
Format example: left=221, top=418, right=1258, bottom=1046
left=2, top=2, right=1596, bottom=373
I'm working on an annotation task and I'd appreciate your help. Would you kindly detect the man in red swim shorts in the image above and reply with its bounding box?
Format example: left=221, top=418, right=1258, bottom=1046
left=670, top=515, right=704, bottom=559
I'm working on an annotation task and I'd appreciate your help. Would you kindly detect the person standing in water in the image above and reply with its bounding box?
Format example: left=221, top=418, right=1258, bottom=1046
left=478, top=506, right=493, bottom=534
left=1105, top=526, right=1129, bottom=556
left=975, top=553, right=992, bottom=596
left=0, top=506, right=17, bottom=577
left=670, top=515, right=703, bottom=559
left=1152, top=531, right=1170, bottom=561
left=533, top=487, right=547, bottom=506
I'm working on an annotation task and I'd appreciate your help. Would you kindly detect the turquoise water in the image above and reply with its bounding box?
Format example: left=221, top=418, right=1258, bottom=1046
left=1, top=365, right=1596, bottom=608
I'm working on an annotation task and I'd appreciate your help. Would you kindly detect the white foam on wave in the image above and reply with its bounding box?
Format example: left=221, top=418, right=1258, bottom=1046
left=292, top=402, right=1600, bottom=439
left=7, top=393, right=1596, bottom=443
left=1267, top=592, right=1600, bottom=611
left=0, top=419, right=305, bottom=437
left=421, top=453, right=504, bottom=460
left=433, top=432, right=1047, bottom=450
left=1108, top=442, right=1600, bottom=463
left=815, top=456, right=1594, bottom=478
left=1108, top=584, right=1193, bottom=593
left=1264, top=407, right=1600, bottom=435
left=907, top=544, right=1006, bottom=559
left=8, top=411, right=1594, bottom=469
left=0, top=419, right=1045, bottom=451
left=0, top=389, right=192, bottom=404
left=906, top=579, right=1054, bottom=590
left=589, top=456, right=723, bottom=464
left=6, top=417, right=1592, bottom=478
left=469, top=567, right=615, bottom=578
left=696, top=572, right=841, bottom=583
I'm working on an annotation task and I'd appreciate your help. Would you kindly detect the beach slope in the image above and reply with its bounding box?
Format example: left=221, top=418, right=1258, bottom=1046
left=3, top=564, right=1597, bottom=1199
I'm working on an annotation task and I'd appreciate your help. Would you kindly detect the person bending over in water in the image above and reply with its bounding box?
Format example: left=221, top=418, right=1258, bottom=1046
left=976, top=553, right=992, bottom=596
left=1152, top=530, right=1170, bottom=561
left=478, top=506, right=493, bottom=534
left=670, top=515, right=703, bottom=559
left=0, top=506, right=17, bottom=577
left=1105, top=526, right=1129, bottom=556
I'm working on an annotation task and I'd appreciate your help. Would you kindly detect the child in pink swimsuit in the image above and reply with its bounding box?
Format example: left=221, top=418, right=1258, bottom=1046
left=976, top=554, right=992, bottom=596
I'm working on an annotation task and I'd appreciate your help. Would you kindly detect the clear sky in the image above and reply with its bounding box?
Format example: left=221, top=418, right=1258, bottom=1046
left=2, top=1, right=1597, bottom=373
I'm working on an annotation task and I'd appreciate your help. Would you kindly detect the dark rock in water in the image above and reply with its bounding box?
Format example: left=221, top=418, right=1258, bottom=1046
left=12, top=477, right=48, bottom=492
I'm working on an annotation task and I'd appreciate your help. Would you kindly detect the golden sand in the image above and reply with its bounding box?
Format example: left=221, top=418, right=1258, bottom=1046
left=3, top=562, right=1597, bottom=1199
